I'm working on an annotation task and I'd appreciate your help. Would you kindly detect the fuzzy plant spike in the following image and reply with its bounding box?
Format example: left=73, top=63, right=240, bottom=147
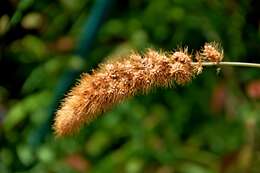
left=54, top=42, right=227, bottom=136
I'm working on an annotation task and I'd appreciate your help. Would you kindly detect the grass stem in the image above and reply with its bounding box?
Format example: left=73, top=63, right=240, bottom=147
left=192, top=62, right=260, bottom=68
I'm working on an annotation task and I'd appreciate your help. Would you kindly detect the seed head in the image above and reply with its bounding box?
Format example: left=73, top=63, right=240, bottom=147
left=170, top=50, right=193, bottom=85
left=53, top=44, right=223, bottom=136
left=201, top=42, right=223, bottom=63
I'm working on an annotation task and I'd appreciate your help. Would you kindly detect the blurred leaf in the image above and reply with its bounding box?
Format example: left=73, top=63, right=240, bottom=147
left=178, top=162, right=216, bottom=173
left=4, top=91, right=51, bottom=130
left=37, top=145, right=55, bottom=163
left=21, top=35, right=47, bottom=60
left=0, top=148, right=13, bottom=166
left=17, top=144, right=34, bottom=165
left=22, top=58, right=62, bottom=93
left=4, top=102, right=25, bottom=131
left=21, top=12, right=44, bottom=30
left=85, top=130, right=111, bottom=157
left=0, top=15, right=10, bottom=35
left=10, top=0, right=34, bottom=25
left=125, top=158, right=144, bottom=173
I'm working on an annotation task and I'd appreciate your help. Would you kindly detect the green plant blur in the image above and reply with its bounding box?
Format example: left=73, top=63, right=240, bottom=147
left=0, top=0, right=259, bottom=173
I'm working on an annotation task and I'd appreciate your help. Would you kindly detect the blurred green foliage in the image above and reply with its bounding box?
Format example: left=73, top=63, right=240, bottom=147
left=0, top=0, right=260, bottom=173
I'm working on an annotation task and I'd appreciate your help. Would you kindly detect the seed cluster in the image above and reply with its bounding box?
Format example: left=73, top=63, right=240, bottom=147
left=54, top=42, right=223, bottom=136
left=201, top=42, right=223, bottom=63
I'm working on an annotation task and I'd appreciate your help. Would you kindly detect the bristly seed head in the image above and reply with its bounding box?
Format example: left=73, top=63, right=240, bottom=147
left=170, top=50, right=193, bottom=85
left=54, top=43, right=224, bottom=137
left=201, top=42, right=223, bottom=63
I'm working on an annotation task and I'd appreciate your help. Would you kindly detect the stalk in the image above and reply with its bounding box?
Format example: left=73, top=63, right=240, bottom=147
left=192, top=62, right=260, bottom=68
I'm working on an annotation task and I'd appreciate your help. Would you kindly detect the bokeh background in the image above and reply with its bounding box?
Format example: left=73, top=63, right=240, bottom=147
left=0, top=0, right=260, bottom=173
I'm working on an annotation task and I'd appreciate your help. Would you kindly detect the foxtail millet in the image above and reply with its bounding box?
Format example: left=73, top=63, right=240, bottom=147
left=54, top=42, right=223, bottom=136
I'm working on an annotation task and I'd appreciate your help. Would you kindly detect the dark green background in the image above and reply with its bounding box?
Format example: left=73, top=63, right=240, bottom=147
left=0, top=0, right=259, bottom=172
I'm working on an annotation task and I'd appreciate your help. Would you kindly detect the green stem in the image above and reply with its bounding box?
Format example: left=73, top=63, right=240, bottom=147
left=192, top=62, right=260, bottom=68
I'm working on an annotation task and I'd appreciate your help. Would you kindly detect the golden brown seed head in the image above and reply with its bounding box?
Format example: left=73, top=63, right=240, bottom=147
left=201, top=42, right=223, bottom=63
left=170, top=50, right=193, bottom=85
left=54, top=43, right=225, bottom=136
left=172, top=49, right=192, bottom=64
left=170, top=62, right=193, bottom=85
